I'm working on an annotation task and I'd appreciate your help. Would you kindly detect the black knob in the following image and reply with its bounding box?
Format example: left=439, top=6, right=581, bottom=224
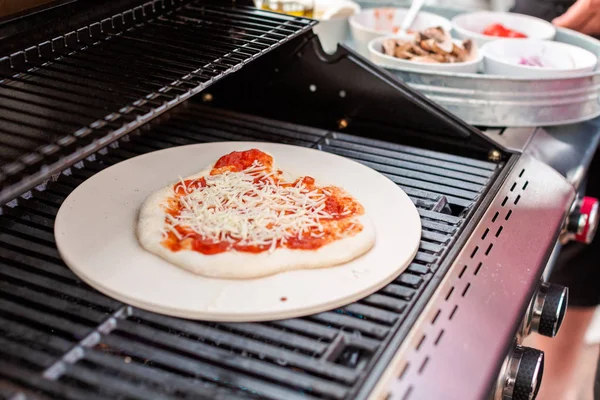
left=538, top=284, right=568, bottom=337
left=513, top=347, right=544, bottom=400
left=531, top=282, right=569, bottom=337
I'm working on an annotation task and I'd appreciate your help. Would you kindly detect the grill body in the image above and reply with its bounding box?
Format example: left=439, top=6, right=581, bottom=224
left=0, top=1, right=588, bottom=400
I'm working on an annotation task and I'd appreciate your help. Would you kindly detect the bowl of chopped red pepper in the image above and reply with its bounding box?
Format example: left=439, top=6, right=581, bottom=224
left=452, top=11, right=556, bottom=46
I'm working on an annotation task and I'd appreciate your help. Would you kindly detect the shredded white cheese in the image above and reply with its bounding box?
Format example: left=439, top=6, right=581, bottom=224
left=164, top=161, right=348, bottom=251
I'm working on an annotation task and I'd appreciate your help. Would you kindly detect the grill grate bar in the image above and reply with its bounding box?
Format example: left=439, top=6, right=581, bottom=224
left=0, top=336, right=58, bottom=371
left=319, top=144, right=490, bottom=184
left=0, top=262, right=119, bottom=311
left=323, top=139, right=495, bottom=178
left=104, top=323, right=347, bottom=399
left=41, top=306, right=131, bottom=381
left=351, top=159, right=479, bottom=200
left=362, top=294, right=408, bottom=314
left=0, top=361, right=106, bottom=400
left=270, top=319, right=338, bottom=340
left=341, top=304, right=399, bottom=326
left=81, top=349, right=227, bottom=400
left=331, top=133, right=497, bottom=171
left=0, top=245, right=73, bottom=280
left=62, top=363, right=181, bottom=400
left=0, top=297, right=93, bottom=341
left=148, top=19, right=265, bottom=53
left=0, top=315, right=73, bottom=354
left=307, top=313, right=390, bottom=340
left=128, top=309, right=359, bottom=382
left=0, top=280, right=109, bottom=326
left=218, top=323, right=329, bottom=354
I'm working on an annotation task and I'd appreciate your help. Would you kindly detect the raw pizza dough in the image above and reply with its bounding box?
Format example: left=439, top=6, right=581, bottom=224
left=137, top=150, right=376, bottom=279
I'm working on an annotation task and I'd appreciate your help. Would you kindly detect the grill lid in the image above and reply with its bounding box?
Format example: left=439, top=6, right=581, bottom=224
left=0, top=0, right=316, bottom=204
left=0, top=0, right=509, bottom=207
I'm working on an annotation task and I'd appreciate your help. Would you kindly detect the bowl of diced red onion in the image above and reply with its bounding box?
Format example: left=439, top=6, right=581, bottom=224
left=480, top=39, right=598, bottom=78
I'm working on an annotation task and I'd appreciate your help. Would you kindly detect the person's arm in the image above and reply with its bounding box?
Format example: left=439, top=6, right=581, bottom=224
left=552, top=0, right=600, bottom=35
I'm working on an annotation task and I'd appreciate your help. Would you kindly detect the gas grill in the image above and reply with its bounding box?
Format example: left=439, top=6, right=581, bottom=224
left=0, top=1, right=598, bottom=400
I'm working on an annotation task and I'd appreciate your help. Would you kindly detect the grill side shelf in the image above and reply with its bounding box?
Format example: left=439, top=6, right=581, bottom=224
left=0, top=106, right=499, bottom=400
left=0, top=0, right=315, bottom=205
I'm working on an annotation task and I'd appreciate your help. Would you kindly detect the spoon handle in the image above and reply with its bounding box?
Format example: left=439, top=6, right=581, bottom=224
left=399, top=0, right=426, bottom=35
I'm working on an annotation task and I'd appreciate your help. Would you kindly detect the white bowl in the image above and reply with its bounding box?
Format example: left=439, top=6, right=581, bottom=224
left=312, top=0, right=361, bottom=54
left=350, top=8, right=452, bottom=56
left=452, top=11, right=556, bottom=46
left=481, top=39, right=598, bottom=78
left=368, top=35, right=483, bottom=74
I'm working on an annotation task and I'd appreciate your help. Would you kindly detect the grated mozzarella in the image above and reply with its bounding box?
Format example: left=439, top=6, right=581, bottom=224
left=164, top=161, right=347, bottom=252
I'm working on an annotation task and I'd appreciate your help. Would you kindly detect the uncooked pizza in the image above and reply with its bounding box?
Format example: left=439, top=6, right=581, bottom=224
left=137, top=148, right=375, bottom=279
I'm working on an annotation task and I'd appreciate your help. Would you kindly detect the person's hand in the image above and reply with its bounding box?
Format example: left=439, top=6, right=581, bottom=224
left=552, top=0, right=600, bottom=35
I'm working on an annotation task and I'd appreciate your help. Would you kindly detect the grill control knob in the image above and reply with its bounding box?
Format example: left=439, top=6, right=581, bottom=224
left=530, top=282, right=568, bottom=337
left=566, top=197, right=599, bottom=244
left=502, top=346, right=544, bottom=400
left=575, top=197, right=598, bottom=244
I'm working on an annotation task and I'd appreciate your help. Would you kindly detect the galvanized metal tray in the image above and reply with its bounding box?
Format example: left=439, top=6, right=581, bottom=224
left=345, top=4, right=600, bottom=127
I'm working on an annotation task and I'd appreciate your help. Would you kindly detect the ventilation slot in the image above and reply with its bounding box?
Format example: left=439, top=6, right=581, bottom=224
left=391, top=166, right=530, bottom=397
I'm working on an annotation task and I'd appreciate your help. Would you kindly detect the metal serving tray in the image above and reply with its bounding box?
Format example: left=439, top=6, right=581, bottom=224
left=346, top=4, right=600, bottom=127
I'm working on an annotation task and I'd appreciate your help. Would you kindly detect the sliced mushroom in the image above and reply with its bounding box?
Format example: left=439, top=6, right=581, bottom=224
left=422, top=26, right=446, bottom=42
left=396, top=50, right=414, bottom=59
left=457, top=39, right=476, bottom=61
left=419, top=39, right=436, bottom=52
left=397, top=41, right=413, bottom=53
left=431, top=40, right=454, bottom=55
left=411, top=55, right=440, bottom=63
left=382, top=39, right=396, bottom=56
left=411, top=44, right=429, bottom=56
left=463, top=39, right=473, bottom=53
left=436, top=38, right=454, bottom=54
left=451, top=43, right=468, bottom=61
left=463, top=39, right=477, bottom=61
left=430, top=53, right=448, bottom=63
left=420, top=26, right=452, bottom=53
left=382, top=26, right=473, bottom=65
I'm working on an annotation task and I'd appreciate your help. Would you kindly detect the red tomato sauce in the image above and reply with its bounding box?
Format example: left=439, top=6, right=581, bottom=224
left=211, top=148, right=273, bottom=174
left=161, top=149, right=364, bottom=255
left=173, top=177, right=206, bottom=195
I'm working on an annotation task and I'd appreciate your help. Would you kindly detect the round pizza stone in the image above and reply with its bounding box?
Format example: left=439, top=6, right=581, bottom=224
left=55, top=142, right=421, bottom=322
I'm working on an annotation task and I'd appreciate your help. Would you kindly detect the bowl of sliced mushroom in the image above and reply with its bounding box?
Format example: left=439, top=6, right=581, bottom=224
left=368, top=27, right=483, bottom=73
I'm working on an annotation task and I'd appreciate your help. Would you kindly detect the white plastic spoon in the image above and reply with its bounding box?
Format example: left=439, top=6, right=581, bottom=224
left=397, top=0, right=426, bottom=36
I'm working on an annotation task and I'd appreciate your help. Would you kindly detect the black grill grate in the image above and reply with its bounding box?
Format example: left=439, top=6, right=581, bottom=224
left=0, top=104, right=499, bottom=400
left=0, top=0, right=315, bottom=205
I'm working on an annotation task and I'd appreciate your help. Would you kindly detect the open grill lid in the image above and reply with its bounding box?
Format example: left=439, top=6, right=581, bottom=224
left=0, top=0, right=316, bottom=205
left=0, top=0, right=506, bottom=206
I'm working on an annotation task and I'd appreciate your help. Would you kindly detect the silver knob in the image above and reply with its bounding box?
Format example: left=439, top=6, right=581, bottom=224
left=501, top=346, right=544, bottom=400
left=530, top=282, right=568, bottom=338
